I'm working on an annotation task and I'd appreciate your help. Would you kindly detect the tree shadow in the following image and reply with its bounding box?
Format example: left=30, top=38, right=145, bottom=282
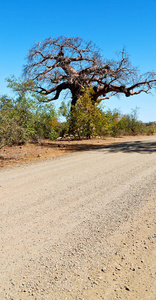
left=37, top=139, right=156, bottom=154
left=99, top=141, right=156, bottom=154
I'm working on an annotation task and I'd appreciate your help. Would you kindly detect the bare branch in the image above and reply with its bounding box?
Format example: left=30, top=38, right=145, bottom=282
left=37, top=82, right=69, bottom=102
left=23, top=36, right=156, bottom=105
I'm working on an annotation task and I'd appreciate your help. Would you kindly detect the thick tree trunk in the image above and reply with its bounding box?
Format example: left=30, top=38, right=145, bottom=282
left=70, top=85, right=81, bottom=108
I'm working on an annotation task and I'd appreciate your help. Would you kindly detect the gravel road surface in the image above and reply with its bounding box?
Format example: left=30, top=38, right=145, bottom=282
left=0, top=136, right=156, bottom=299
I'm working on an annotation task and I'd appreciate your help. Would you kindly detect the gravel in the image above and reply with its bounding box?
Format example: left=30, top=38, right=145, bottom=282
left=0, top=135, right=155, bottom=299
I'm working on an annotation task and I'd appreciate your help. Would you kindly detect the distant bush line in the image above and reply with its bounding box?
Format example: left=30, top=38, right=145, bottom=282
left=0, top=87, right=155, bottom=148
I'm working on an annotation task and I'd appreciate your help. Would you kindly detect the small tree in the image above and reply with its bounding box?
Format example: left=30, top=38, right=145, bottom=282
left=118, top=108, right=144, bottom=135
left=67, top=86, right=108, bottom=138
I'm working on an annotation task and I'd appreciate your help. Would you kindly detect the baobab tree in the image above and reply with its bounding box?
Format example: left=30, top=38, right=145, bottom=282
left=23, top=36, right=156, bottom=106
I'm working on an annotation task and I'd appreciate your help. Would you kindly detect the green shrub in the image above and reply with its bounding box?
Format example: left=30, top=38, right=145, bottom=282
left=67, top=86, right=109, bottom=138
left=0, top=92, right=60, bottom=147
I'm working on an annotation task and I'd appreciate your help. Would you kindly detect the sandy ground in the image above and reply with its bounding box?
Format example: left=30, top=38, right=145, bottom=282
left=1, top=135, right=155, bottom=170
left=80, top=193, right=156, bottom=300
left=0, top=135, right=156, bottom=299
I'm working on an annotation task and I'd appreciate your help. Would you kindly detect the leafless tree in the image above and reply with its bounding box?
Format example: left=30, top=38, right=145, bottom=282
left=24, top=36, right=156, bottom=106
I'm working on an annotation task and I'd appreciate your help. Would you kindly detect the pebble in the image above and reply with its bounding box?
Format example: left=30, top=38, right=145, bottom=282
left=98, top=276, right=102, bottom=280
left=101, top=267, right=107, bottom=272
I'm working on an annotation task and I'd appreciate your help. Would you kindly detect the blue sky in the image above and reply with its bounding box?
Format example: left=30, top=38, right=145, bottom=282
left=0, top=0, right=156, bottom=122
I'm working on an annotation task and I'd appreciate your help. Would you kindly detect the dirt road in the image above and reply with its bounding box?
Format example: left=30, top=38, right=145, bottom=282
left=0, top=136, right=156, bottom=299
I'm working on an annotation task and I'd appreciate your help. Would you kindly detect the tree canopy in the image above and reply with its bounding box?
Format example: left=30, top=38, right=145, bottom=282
left=23, top=36, right=156, bottom=106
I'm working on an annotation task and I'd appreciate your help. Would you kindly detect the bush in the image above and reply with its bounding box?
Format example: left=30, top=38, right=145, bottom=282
left=144, top=122, right=156, bottom=135
left=0, top=95, right=29, bottom=146
left=33, top=103, right=60, bottom=140
left=1, top=78, right=155, bottom=147
left=0, top=93, right=60, bottom=147
left=67, top=86, right=109, bottom=138
left=59, top=89, right=151, bottom=139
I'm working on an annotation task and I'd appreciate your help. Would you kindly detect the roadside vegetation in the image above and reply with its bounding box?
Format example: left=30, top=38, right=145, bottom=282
left=1, top=36, right=156, bottom=148
left=0, top=85, right=156, bottom=148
